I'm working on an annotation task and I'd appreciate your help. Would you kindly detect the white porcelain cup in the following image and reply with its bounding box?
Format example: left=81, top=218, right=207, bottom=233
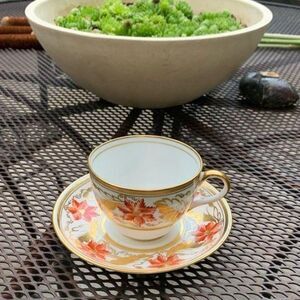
left=88, top=135, right=230, bottom=240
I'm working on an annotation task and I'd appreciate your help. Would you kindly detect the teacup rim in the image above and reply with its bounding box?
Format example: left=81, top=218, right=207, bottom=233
left=88, top=135, right=203, bottom=196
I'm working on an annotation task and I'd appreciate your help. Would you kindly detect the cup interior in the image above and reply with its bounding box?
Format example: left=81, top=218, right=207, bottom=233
left=89, top=136, right=201, bottom=190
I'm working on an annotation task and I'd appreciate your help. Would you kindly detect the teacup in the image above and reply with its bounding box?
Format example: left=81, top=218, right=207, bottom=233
left=88, top=135, right=230, bottom=240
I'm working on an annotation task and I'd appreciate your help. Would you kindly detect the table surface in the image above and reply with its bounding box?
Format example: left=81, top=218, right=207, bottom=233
left=0, top=1, right=299, bottom=299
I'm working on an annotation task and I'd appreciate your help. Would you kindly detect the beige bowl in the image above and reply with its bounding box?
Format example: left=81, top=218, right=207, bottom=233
left=25, top=0, right=272, bottom=108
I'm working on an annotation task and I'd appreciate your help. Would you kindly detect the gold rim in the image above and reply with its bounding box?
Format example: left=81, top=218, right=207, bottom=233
left=88, top=135, right=203, bottom=196
left=52, top=174, right=232, bottom=274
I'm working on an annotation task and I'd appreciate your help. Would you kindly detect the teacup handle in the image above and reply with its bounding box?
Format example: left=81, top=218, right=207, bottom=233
left=190, top=170, right=230, bottom=209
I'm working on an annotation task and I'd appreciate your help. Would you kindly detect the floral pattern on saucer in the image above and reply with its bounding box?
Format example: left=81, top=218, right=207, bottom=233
left=148, top=254, right=181, bottom=268
left=68, top=197, right=99, bottom=222
left=80, top=240, right=110, bottom=260
left=194, top=221, right=222, bottom=243
left=55, top=175, right=231, bottom=274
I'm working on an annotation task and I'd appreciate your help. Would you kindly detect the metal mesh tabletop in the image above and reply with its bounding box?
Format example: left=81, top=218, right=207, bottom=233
left=0, top=1, right=299, bottom=299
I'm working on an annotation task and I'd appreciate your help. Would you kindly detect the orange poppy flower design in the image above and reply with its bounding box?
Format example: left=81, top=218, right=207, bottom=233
left=68, top=197, right=98, bottom=222
left=193, top=221, right=222, bottom=243
left=148, top=254, right=181, bottom=268
left=117, top=199, right=157, bottom=226
left=80, top=240, right=109, bottom=260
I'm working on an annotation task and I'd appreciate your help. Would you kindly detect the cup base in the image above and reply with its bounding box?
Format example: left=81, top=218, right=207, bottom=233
left=105, top=220, right=181, bottom=250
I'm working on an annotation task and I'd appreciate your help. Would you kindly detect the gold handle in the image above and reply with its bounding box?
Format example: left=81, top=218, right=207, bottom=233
left=201, top=170, right=231, bottom=191
left=190, top=170, right=230, bottom=209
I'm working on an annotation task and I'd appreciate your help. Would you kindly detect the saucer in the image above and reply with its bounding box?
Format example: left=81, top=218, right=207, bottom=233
left=53, top=175, right=232, bottom=274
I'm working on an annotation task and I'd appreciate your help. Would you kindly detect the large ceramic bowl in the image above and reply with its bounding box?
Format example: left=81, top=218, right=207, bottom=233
left=25, top=0, right=272, bottom=108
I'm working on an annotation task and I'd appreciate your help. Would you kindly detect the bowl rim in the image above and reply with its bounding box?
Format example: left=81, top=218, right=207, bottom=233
left=25, top=0, right=273, bottom=41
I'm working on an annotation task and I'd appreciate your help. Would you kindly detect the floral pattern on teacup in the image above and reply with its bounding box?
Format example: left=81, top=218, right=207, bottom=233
left=114, top=198, right=159, bottom=226
left=93, top=182, right=196, bottom=228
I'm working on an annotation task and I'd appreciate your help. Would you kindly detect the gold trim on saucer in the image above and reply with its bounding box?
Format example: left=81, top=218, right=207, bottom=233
left=88, top=135, right=203, bottom=196
left=52, top=174, right=232, bottom=274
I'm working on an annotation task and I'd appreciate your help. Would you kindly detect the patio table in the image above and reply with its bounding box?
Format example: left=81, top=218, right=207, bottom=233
left=0, top=1, right=299, bottom=299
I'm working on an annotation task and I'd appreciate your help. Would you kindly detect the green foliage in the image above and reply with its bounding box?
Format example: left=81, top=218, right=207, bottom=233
left=55, top=0, right=243, bottom=37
